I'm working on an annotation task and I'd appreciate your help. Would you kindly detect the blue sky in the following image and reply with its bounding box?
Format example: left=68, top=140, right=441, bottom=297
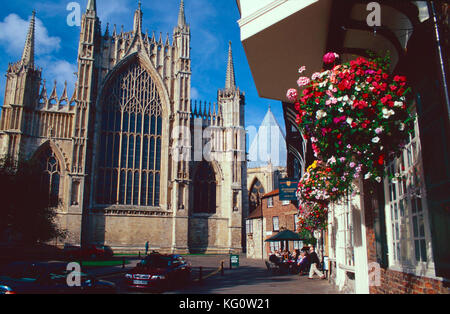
left=0, top=0, right=285, bottom=135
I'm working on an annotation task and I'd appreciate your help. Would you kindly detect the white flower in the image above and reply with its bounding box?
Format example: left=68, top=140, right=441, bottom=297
left=320, top=70, right=330, bottom=78
left=394, top=101, right=403, bottom=107
left=375, top=177, right=382, bottom=183
left=346, top=117, right=353, bottom=125
left=338, top=107, right=344, bottom=113
left=316, top=110, right=327, bottom=119
left=372, top=137, right=380, bottom=143
left=382, top=108, right=395, bottom=119
left=327, top=156, right=336, bottom=164
left=399, top=123, right=405, bottom=131
left=364, top=173, right=372, bottom=180
left=343, top=95, right=349, bottom=102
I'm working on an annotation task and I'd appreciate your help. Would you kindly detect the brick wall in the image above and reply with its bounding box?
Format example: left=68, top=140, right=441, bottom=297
left=262, top=194, right=298, bottom=233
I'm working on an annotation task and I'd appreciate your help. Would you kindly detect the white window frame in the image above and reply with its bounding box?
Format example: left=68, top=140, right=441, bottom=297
left=383, top=117, right=436, bottom=278
left=246, top=219, right=253, bottom=234
left=282, top=200, right=290, bottom=206
left=272, top=216, right=279, bottom=232
left=267, top=197, right=274, bottom=207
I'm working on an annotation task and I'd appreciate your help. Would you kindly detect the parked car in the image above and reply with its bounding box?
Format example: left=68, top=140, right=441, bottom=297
left=124, top=253, right=191, bottom=291
left=64, top=244, right=114, bottom=260
left=0, top=261, right=117, bottom=294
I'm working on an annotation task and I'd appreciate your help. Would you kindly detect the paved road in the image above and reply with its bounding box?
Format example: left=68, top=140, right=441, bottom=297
left=95, top=255, right=340, bottom=294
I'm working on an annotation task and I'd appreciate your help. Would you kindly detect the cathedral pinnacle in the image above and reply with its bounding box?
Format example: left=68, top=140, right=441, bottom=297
left=225, top=41, right=236, bottom=91
left=87, top=0, right=97, bottom=12
left=178, top=0, right=186, bottom=27
left=21, top=10, right=36, bottom=67
left=133, top=0, right=143, bottom=34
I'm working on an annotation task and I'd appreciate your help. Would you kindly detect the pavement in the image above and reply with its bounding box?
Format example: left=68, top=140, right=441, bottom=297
left=86, top=255, right=341, bottom=294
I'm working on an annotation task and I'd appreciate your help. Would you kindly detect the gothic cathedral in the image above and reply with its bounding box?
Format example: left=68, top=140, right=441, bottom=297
left=0, top=0, right=247, bottom=253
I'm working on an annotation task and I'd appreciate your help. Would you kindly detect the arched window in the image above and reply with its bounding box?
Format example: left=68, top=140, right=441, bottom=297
left=249, top=178, right=265, bottom=212
left=96, top=61, right=162, bottom=206
left=38, top=146, right=61, bottom=207
left=193, top=161, right=216, bottom=214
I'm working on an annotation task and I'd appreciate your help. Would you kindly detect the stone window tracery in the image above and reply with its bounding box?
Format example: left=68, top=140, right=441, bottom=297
left=96, top=61, right=162, bottom=207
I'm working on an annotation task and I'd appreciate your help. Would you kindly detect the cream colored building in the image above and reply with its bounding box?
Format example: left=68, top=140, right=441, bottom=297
left=0, top=0, right=247, bottom=254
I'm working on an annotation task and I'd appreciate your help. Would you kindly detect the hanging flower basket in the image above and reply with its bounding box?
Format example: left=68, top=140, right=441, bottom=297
left=288, top=52, right=415, bottom=183
left=297, top=202, right=328, bottom=232
left=296, top=160, right=342, bottom=232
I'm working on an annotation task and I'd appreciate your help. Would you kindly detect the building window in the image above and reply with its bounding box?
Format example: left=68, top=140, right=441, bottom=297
left=384, top=118, right=432, bottom=270
left=233, top=191, right=239, bottom=211
left=294, top=214, right=299, bottom=231
left=71, top=180, right=80, bottom=206
left=269, top=241, right=281, bottom=253
left=293, top=241, right=303, bottom=250
left=272, top=216, right=279, bottom=232
left=246, top=220, right=253, bottom=234
left=95, top=61, right=162, bottom=206
left=38, top=146, right=61, bottom=207
left=249, top=178, right=265, bottom=212
left=282, top=200, right=290, bottom=206
left=267, top=197, right=273, bottom=208
left=193, top=161, right=216, bottom=214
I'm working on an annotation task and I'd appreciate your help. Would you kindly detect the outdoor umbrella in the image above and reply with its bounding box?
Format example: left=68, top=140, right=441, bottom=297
left=265, top=229, right=306, bottom=253
left=264, top=229, right=304, bottom=242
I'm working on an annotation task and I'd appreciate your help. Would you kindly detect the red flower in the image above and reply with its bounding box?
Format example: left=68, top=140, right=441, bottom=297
left=378, top=154, right=385, bottom=165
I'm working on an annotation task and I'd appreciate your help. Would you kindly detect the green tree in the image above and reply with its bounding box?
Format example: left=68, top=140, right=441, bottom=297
left=298, top=229, right=317, bottom=246
left=0, top=156, right=67, bottom=244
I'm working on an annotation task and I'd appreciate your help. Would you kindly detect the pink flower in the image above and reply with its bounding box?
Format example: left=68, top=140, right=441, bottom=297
left=298, top=66, right=306, bottom=73
left=311, top=72, right=321, bottom=80
left=323, top=52, right=339, bottom=64
left=286, top=88, right=298, bottom=102
left=297, top=76, right=311, bottom=87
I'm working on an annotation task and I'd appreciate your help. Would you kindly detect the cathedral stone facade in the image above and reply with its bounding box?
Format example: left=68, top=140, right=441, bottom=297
left=0, top=0, right=247, bottom=254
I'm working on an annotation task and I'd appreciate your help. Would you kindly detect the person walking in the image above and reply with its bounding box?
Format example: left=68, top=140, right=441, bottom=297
left=308, top=246, right=325, bottom=279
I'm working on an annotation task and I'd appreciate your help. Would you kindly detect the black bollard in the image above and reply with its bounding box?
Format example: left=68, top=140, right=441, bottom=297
left=199, top=266, right=203, bottom=283
left=221, top=261, right=224, bottom=276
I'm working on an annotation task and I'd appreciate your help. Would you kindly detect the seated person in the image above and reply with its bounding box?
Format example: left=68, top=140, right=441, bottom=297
left=297, top=251, right=310, bottom=275
left=269, top=252, right=281, bottom=265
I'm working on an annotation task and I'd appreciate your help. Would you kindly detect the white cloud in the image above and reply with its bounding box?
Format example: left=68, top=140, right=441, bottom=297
left=38, top=56, right=78, bottom=97
left=0, top=13, right=61, bottom=57
left=191, top=87, right=200, bottom=100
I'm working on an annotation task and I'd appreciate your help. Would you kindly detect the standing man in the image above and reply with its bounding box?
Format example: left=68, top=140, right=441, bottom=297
left=308, top=246, right=326, bottom=280
left=145, top=241, right=149, bottom=256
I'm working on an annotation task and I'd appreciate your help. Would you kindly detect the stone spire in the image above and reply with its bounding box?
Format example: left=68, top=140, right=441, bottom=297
left=225, top=41, right=236, bottom=90
left=133, top=1, right=143, bottom=34
left=21, top=10, right=36, bottom=67
left=178, top=0, right=186, bottom=27
left=87, top=0, right=96, bottom=12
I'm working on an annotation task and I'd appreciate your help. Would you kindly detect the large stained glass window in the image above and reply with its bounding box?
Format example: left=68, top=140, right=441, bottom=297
left=96, top=61, right=162, bottom=207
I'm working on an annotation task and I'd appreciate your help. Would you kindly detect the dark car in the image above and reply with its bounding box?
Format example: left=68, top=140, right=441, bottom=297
left=64, top=244, right=114, bottom=260
left=0, top=261, right=117, bottom=294
left=124, top=253, right=191, bottom=291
